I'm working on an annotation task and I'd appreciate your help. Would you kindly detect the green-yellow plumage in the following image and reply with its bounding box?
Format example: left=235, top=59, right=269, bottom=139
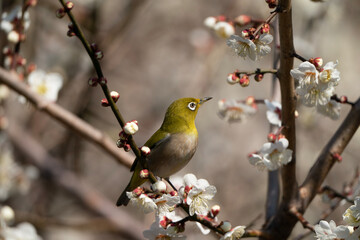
left=116, top=97, right=211, bottom=206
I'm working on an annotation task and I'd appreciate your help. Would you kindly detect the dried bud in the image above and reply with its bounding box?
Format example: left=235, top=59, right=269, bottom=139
left=56, top=8, right=66, bottom=18
left=340, top=96, right=348, bottom=104
left=116, top=139, right=124, bottom=148
left=139, top=169, right=149, bottom=179
left=211, top=205, right=220, bottom=217
left=110, top=91, right=120, bottom=102
left=234, top=15, right=251, bottom=26
left=118, top=131, right=128, bottom=141
left=123, top=143, right=131, bottom=152
left=152, top=181, right=167, bottom=193
left=220, top=221, right=232, bottom=232
left=65, top=1, right=74, bottom=10
left=227, top=73, right=240, bottom=85
left=254, top=73, right=263, bottom=82
left=88, top=77, right=98, bottom=87
left=267, top=133, right=277, bottom=143
left=99, top=77, right=107, bottom=85
left=239, top=75, right=250, bottom=87
left=101, top=98, right=109, bottom=107
left=124, top=120, right=139, bottom=135
left=333, top=153, right=342, bottom=162
left=90, top=43, right=98, bottom=52
left=140, top=146, right=151, bottom=156
left=94, top=50, right=104, bottom=60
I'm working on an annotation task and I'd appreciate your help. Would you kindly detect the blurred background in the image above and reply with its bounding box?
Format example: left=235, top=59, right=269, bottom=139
left=0, top=0, right=359, bottom=239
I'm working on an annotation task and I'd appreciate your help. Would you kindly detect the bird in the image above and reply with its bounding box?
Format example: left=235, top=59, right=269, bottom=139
left=116, top=97, right=212, bottom=206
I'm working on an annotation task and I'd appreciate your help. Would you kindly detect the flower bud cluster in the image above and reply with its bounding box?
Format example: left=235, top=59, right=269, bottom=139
left=204, top=15, right=235, bottom=39
left=116, top=120, right=138, bottom=151
left=90, top=43, right=104, bottom=60
left=100, top=90, right=119, bottom=107
left=227, top=70, right=267, bottom=87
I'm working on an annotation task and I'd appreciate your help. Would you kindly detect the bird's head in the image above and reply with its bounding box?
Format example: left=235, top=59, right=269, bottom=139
left=161, top=97, right=212, bottom=132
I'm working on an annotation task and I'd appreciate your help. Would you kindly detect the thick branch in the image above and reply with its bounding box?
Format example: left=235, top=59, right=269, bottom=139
left=300, top=98, right=360, bottom=208
left=7, top=124, right=143, bottom=240
left=277, top=0, right=297, bottom=203
left=0, top=67, right=133, bottom=168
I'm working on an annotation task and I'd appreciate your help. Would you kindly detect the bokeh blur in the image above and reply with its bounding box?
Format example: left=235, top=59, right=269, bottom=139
left=0, top=0, right=359, bottom=239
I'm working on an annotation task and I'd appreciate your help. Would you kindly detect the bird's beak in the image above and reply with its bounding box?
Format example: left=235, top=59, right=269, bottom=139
left=199, top=97, right=212, bottom=105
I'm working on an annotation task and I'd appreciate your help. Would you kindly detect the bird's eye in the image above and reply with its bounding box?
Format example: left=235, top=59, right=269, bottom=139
left=187, top=102, right=197, bottom=111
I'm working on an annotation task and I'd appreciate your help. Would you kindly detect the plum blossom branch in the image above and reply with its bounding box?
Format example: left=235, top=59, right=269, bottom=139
left=0, top=67, right=133, bottom=168
left=300, top=97, right=360, bottom=208
left=57, top=0, right=142, bottom=159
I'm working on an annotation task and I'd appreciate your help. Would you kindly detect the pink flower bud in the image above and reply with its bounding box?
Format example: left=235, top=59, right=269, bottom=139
left=241, top=30, right=249, bottom=38
left=110, top=91, right=120, bottom=102
left=124, top=121, right=139, bottom=135
left=65, top=1, right=74, bottom=10
left=217, top=15, right=226, bottom=22
left=211, top=205, right=220, bottom=217
left=267, top=133, right=277, bottom=143
left=340, top=96, right=348, bottom=104
left=56, top=8, right=66, bottom=18
left=239, top=75, right=250, bottom=87
left=160, top=216, right=171, bottom=229
left=88, top=77, right=98, bottom=87
left=220, top=221, right=232, bottom=232
left=245, top=96, right=255, bottom=106
left=227, top=73, right=240, bottom=85
left=277, top=134, right=286, bottom=140
left=254, top=73, right=263, bottom=82
left=234, top=15, right=251, bottom=26
left=333, top=153, right=342, bottom=162
left=139, top=169, right=149, bottom=179
left=133, top=187, right=143, bottom=197
left=140, top=146, right=151, bottom=156
left=314, top=57, right=323, bottom=68
left=101, top=98, right=109, bottom=107
left=170, top=191, right=178, bottom=196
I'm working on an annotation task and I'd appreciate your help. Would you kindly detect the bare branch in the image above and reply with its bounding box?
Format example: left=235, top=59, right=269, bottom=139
left=300, top=98, right=360, bottom=208
left=7, top=123, right=143, bottom=240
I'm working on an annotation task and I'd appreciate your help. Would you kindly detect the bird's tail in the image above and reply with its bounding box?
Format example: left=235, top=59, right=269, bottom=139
left=116, top=183, right=131, bottom=206
left=116, top=162, right=147, bottom=206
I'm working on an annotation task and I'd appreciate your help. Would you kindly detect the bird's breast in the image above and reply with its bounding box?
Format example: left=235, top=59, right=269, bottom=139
left=148, top=132, right=198, bottom=178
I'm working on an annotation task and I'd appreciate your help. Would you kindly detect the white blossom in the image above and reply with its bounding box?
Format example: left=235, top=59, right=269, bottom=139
left=183, top=174, right=217, bottom=216
left=218, top=99, right=257, bottom=123
left=314, top=220, right=350, bottom=240
left=1, top=222, right=42, bottom=240
left=203, top=17, right=217, bottom=29
left=290, top=61, right=319, bottom=87
left=126, top=192, right=157, bottom=214
left=264, top=99, right=282, bottom=126
left=27, top=70, right=63, bottom=102
left=143, top=216, right=186, bottom=240
left=319, top=61, right=340, bottom=86
left=220, top=226, right=246, bottom=240
left=226, top=34, right=273, bottom=61
left=1, top=6, right=31, bottom=43
left=124, top=121, right=139, bottom=135
left=214, top=21, right=235, bottom=39
left=254, top=34, right=273, bottom=59
left=153, top=194, right=181, bottom=218
left=316, top=100, right=341, bottom=120
left=343, top=197, right=360, bottom=226
left=249, top=138, right=293, bottom=171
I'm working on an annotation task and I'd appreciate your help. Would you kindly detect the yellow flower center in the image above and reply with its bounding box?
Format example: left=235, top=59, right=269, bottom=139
left=36, top=83, right=48, bottom=95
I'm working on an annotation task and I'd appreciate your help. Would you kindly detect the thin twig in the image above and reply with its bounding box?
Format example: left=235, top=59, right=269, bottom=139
left=289, top=207, right=314, bottom=232
left=0, top=67, right=133, bottom=168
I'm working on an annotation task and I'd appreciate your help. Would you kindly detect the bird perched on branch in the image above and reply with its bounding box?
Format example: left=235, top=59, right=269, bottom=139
left=116, top=97, right=212, bottom=206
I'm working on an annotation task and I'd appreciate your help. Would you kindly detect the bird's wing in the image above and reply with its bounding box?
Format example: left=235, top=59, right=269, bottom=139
left=130, top=130, right=170, bottom=172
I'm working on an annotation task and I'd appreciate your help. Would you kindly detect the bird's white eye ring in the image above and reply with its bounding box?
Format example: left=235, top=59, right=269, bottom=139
left=188, top=102, right=196, bottom=111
